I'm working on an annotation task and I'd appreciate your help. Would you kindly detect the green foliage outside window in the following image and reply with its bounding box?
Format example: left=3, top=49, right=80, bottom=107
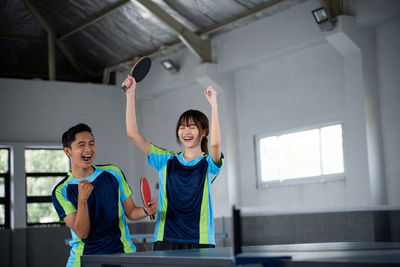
left=0, top=205, right=4, bottom=225
left=27, top=176, right=64, bottom=196
left=25, top=149, right=69, bottom=224
left=25, top=149, right=69, bottom=173
left=0, top=178, right=4, bottom=198
left=27, top=203, right=59, bottom=223
left=0, top=149, right=8, bottom=226
left=0, top=149, right=8, bottom=173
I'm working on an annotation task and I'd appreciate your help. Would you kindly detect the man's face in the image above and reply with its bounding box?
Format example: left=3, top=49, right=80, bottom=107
left=64, top=131, right=96, bottom=170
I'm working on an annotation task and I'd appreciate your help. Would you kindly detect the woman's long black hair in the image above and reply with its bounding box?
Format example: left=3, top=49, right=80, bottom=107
left=175, top=109, right=209, bottom=154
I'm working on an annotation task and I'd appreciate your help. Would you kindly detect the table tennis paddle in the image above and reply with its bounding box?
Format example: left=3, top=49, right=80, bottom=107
left=121, top=57, right=151, bottom=92
left=140, top=177, right=154, bottom=220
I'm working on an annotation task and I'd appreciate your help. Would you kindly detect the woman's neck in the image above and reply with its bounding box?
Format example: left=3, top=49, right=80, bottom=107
left=183, top=147, right=202, bottom=161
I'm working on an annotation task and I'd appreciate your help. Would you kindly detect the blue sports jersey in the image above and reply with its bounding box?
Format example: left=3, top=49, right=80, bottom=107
left=52, top=164, right=135, bottom=267
left=148, top=144, right=224, bottom=245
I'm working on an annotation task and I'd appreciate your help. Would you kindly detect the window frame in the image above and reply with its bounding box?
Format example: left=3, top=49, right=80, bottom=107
left=255, top=121, right=346, bottom=189
left=25, top=147, right=69, bottom=226
left=0, top=147, right=11, bottom=229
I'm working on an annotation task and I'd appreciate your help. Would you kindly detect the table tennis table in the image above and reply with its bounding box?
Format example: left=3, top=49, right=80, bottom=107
left=81, top=206, right=400, bottom=267
left=81, top=242, right=400, bottom=267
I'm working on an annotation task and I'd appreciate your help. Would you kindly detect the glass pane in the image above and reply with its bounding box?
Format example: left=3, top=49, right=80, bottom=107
left=0, top=177, right=4, bottom=198
left=321, top=124, right=344, bottom=175
left=25, top=149, right=69, bottom=173
left=27, top=176, right=64, bottom=196
left=279, top=129, right=321, bottom=179
left=0, top=204, right=4, bottom=225
left=27, top=203, right=59, bottom=223
left=0, top=149, right=9, bottom=173
left=259, top=136, right=280, bottom=181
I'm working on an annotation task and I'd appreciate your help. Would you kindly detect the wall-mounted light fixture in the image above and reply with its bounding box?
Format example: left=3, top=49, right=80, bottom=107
left=312, top=7, right=329, bottom=24
left=161, top=59, right=179, bottom=73
left=311, top=3, right=335, bottom=32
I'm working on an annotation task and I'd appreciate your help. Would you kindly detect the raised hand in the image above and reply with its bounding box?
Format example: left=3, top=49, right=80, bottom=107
left=204, top=85, right=221, bottom=164
left=204, top=85, right=217, bottom=108
left=122, top=75, right=137, bottom=95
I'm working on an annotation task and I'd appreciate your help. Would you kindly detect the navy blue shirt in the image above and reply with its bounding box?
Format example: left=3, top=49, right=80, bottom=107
left=148, top=144, right=224, bottom=245
left=52, top=164, right=135, bottom=267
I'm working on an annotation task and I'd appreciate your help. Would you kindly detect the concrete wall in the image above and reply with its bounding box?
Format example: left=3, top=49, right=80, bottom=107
left=376, top=18, right=400, bottom=205
left=0, top=79, right=146, bottom=206
left=133, top=0, right=400, bottom=211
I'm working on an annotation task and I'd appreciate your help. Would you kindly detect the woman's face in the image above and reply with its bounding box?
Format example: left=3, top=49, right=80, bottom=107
left=177, top=119, right=204, bottom=149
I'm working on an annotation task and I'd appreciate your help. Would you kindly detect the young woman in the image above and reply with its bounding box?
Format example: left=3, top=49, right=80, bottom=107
left=122, top=75, right=224, bottom=250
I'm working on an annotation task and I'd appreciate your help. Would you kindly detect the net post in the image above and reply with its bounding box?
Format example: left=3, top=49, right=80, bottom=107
left=232, top=205, right=242, bottom=255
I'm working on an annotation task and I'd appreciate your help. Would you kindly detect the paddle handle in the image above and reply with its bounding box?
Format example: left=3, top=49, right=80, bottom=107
left=145, top=205, right=155, bottom=220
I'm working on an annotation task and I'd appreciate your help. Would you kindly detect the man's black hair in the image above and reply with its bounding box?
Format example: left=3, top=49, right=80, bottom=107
left=62, top=123, right=93, bottom=148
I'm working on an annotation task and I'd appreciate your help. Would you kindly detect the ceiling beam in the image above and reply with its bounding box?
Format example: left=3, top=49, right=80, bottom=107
left=153, top=0, right=199, bottom=32
left=103, top=0, right=289, bottom=74
left=23, top=0, right=56, bottom=80
left=48, top=32, right=56, bottom=80
left=197, top=0, right=287, bottom=35
left=136, top=0, right=211, bottom=63
left=58, top=0, right=130, bottom=41
left=23, top=0, right=87, bottom=80
left=0, top=32, right=46, bottom=43
left=55, top=40, right=89, bottom=78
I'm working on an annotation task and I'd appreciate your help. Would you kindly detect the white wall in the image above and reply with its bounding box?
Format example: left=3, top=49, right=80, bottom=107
left=132, top=0, right=400, bottom=211
left=377, top=18, right=400, bottom=204
left=0, top=79, right=146, bottom=226
left=234, top=43, right=352, bottom=208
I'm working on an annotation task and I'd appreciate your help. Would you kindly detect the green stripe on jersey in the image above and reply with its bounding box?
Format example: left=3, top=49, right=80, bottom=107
left=55, top=172, right=75, bottom=220
left=73, top=240, right=84, bottom=267
left=199, top=173, right=209, bottom=244
left=157, top=166, right=168, bottom=241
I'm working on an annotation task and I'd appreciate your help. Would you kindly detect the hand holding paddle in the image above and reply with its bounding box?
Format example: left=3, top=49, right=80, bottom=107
left=121, top=57, right=151, bottom=92
left=140, top=177, right=155, bottom=220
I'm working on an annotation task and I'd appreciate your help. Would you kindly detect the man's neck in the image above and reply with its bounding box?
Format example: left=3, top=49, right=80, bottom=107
left=71, top=166, right=95, bottom=179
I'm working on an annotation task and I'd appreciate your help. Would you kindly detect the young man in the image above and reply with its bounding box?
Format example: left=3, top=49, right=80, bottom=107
left=52, top=123, right=157, bottom=267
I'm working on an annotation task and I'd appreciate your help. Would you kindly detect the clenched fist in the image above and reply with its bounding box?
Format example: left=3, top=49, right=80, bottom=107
left=78, top=180, right=93, bottom=202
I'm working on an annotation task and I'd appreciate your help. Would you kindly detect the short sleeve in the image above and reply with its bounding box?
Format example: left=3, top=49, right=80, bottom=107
left=207, top=153, right=224, bottom=183
left=110, top=165, right=132, bottom=201
left=52, top=183, right=76, bottom=221
left=148, top=143, right=174, bottom=172
left=118, top=168, right=132, bottom=202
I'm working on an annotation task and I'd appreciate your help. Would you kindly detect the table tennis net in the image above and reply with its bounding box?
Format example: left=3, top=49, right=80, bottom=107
left=232, top=206, right=400, bottom=252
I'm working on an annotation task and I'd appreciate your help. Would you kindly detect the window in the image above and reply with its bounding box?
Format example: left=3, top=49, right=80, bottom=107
left=25, top=148, right=69, bottom=225
left=0, top=148, right=10, bottom=228
left=256, top=123, right=344, bottom=187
